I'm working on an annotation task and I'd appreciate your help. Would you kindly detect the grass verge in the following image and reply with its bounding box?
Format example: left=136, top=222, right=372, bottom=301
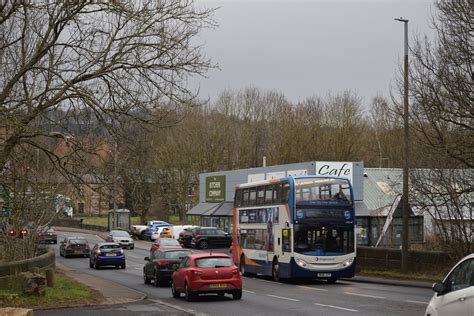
left=82, top=215, right=182, bottom=227
left=81, top=216, right=141, bottom=227
left=0, top=271, right=102, bottom=309
left=359, top=268, right=442, bottom=283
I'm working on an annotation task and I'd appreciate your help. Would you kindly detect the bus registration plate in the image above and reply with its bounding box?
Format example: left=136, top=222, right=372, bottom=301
left=317, top=273, right=331, bottom=277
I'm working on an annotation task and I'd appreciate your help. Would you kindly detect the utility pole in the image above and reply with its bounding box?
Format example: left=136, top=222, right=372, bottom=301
left=395, top=17, right=409, bottom=273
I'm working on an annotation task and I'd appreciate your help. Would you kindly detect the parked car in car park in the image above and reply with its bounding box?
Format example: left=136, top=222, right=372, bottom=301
left=147, top=223, right=173, bottom=241
left=59, top=237, right=90, bottom=258
left=105, top=230, right=134, bottom=249
left=179, top=227, right=206, bottom=248
left=37, top=226, right=57, bottom=244
left=167, top=225, right=199, bottom=240
left=151, top=225, right=174, bottom=241
left=425, top=253, right=474, bottom=316
left=131, top=220, right=169, bottom=240
left=171, top=252, right=242, bottom=301
left=89, top=242, right=126, bottom=269
left=143, top=248, right=192, bottom=286
left=150, top=238, right=182, bottom=252
left=190, top=228, right=232, bottom=249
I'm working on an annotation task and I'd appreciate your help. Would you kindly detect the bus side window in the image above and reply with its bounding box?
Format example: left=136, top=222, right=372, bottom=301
left=281, top=183, right=290, bottom=204
left=256, top=186, right=264, bottom=206
left=242, top=188, right=250, bottom=206
left=265, top=185, right=273, bottom=204
left=249, top=187, right=257, bottom=207
left=273, top=184, right=281, bottom=205
left=234, top=189, right=242, bottom=207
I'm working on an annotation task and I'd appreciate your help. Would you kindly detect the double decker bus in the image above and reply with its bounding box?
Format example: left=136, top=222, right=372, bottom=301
left=231, top=175, right=355, bottom=283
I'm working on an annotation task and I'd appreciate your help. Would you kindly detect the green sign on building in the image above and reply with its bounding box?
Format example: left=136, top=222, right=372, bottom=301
left=206, top=175, right=226, bottom=202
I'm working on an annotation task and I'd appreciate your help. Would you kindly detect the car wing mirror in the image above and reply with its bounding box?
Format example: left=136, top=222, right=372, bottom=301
left=432, top=281, right=445, bottom=295
left=144, top=256, right=150, bottom=261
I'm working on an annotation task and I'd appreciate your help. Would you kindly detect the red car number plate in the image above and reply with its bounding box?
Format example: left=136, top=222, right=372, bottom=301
left=210, top=283, right=227, bottom=288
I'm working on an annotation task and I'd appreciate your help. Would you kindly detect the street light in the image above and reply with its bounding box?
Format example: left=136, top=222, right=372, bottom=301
left=394, top=17, right=409, bottom=273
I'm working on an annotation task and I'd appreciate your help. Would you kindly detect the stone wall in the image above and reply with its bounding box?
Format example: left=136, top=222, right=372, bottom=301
left=52, top=218, right=108, bottom=232
left=0, top=247, right=55, bottom=290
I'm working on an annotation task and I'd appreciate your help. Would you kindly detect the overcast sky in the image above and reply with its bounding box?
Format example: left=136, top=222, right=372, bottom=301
left=191, top=0, right=435, bottom=107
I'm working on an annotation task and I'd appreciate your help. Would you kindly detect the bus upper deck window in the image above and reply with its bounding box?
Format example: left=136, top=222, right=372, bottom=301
left=282, top=183, right=290, bottom=203
left=264, top=185, right=273, bottom=204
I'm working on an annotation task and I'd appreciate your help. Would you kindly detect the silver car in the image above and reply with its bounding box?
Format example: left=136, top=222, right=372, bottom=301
left=106, top=230, right=135, bottom=249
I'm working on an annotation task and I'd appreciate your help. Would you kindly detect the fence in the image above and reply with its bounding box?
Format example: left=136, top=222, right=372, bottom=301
left=357, top=246, right=456, bottom=275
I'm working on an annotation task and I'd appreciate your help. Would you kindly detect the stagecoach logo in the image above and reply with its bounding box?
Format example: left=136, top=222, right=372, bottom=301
left=344, top=210, right=351, bottom=220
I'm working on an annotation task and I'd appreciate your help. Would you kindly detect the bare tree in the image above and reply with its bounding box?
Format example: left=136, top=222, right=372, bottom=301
left=0, top=0, right=215, bottom=257
left=390, top=0, right=473, bottom=257
left=406, top=0, right=473, bottom=168
left=410, top=169, right=473, bottom=259
left=0, top=0, right=215, bottom=176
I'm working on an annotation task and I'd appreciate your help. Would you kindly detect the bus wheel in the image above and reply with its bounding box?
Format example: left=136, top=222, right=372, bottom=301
left=240, top=255, right=247, bottom=276
left=272, top=258, right=280, bottom=282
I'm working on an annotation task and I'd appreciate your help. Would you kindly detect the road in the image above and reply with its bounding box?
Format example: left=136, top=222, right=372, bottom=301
left=38, top=231, right=432, bottom=316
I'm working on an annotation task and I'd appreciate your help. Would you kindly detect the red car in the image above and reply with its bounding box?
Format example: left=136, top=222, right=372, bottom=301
left=171, top=252, right=242, bottom=301
left=150, top=238, right=182, bottom=252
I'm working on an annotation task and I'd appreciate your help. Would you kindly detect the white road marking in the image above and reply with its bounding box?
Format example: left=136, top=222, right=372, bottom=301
left=406, top=300, right=428, bottom=305
left=344, top=292, right=386, bottom=299
left=297, top=285, right=328, bottom=292
left=266, top=294, right=299, bottom=302
left=243, top=289, right=255, bottom=294
left=314, top=303, right=358, bottom=312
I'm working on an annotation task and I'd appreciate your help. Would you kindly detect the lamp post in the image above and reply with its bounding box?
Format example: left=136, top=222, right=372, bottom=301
left=394, top=17, right=409, bottom=273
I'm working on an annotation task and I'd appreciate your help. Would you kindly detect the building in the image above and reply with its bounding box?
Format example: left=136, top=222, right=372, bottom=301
left=186, top=162, right=428, bottom=248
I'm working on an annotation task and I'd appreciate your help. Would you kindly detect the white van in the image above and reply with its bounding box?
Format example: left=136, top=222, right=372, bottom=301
left=170, top=225, right=199, bottom=239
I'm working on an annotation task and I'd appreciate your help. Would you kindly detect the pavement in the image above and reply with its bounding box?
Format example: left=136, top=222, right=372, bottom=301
left=50, top=226, right=433, bottom=312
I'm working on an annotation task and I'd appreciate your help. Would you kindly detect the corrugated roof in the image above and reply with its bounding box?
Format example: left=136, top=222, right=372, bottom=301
left=187, top=202, right=220, bottom=215
left=212, top=202, right=234, bottom=216
left=363, top=168, right=402, bottom=213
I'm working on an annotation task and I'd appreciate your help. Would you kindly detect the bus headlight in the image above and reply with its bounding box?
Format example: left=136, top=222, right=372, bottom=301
left=295, top=258, right=307, bottom=268
left=341, top=257, right=354, bottom=267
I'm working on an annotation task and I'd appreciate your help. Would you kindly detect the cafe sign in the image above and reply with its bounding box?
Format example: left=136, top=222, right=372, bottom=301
left=206, top=175, right=226, bottom=202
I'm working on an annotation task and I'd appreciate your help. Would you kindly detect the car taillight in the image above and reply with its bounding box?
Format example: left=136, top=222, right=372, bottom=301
left=66, top=243, right=72, bottom=249
left=158, top=260, right=170, bottom=266
left=231, top=268, right=239, bottom=274
left=191, top=270, right=203, bottom=276
left=8, top=228, right=15, bottom=236
left=194, top=234, right=200, bottom=240
left=95, top=249, right=101, bottom=254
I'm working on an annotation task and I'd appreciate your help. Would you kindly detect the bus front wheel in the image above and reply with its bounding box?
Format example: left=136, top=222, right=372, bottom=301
left=272, top=258, right=280, bottom=282
left=240, top=255, right=250, bottom=276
